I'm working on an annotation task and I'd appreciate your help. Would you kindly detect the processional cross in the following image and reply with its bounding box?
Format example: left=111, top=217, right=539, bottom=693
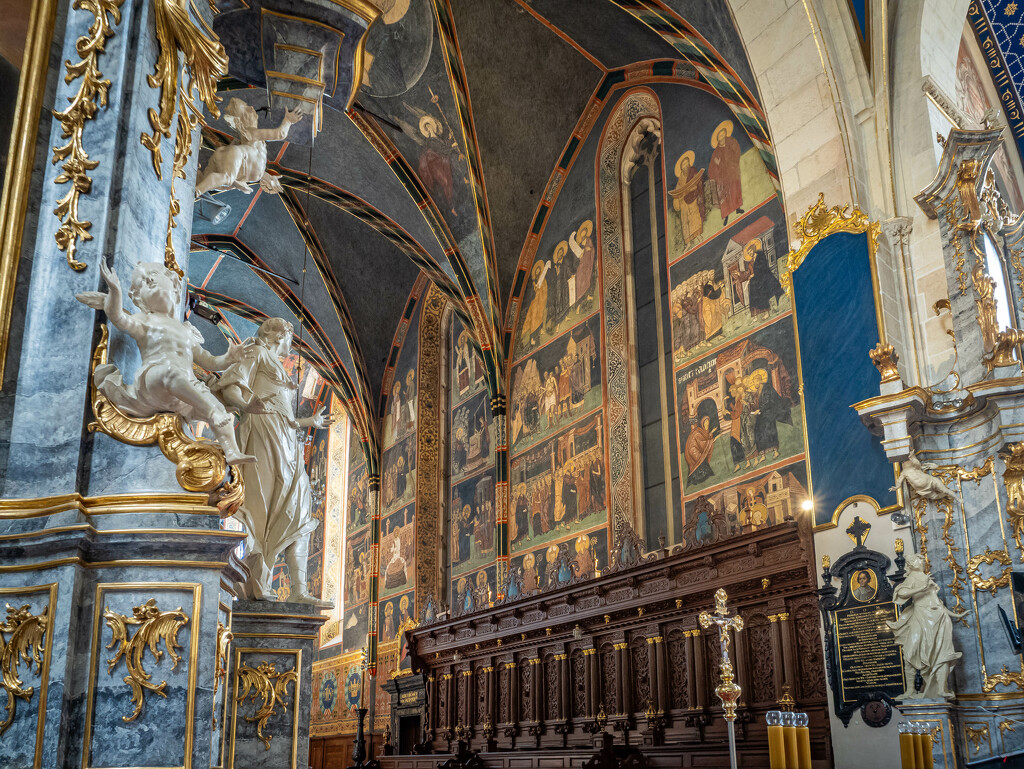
left=698, top=588, right=744, bottom=769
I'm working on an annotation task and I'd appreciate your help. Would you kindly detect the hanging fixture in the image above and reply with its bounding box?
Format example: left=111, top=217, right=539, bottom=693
left=195, top=193, right=231, bottom=226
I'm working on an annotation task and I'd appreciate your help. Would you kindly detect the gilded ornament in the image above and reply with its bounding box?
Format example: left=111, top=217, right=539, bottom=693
left=936, top=497, right=969, bottom=623
left=966, top=547, right=1013, bottom=596
left=142, top=0, right=228, bottom=275
left=1002, top=443, right=1024, bottom=559
left=782, top=193, right=880, bottom=292
left=212, top=621, right=232, bottom=728
left=999, top=719, right=1016, bottom=736
left=0, top=603, right=49, bottom=737
left=912, top=496, right=932, bottom=573
left=698, top=589, right=743, bottom=723
left=1011, top=247, right=1024, bottom=298
left=955, top=158, right=984, bottom=225
left=983, top=664, right=1024, bottom=693
left=869, top=342, right=900, bottom=383
left=103, top=598, right=189, bottom=722
left=86, top=325, right=244, bottom=514
left=965, top=723, right=991, bottom=754
left=776, top=684, right=795, bottom=712
left=235, top=660, right=298, bottom=750
left=51, top=0, right=125, bottom=271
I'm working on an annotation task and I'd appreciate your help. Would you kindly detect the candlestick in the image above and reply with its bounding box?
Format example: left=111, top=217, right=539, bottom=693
left=898, top=722, right=917, bottom=769
left=782, top=711, right=799, bottom=768
left=912, top=723, right=926, bottom=769
left=917, top=724, right=934, bottom=769
left=794, top=712, right=811, bottom=769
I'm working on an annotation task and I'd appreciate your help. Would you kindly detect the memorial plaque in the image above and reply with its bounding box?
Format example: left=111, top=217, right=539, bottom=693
left=833, top=602, right=905, bottom=704
left=819, top=516, right=907, bottom=727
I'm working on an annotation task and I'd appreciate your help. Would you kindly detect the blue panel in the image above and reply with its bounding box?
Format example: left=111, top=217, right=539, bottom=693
left=850, top=0, right=867, bottom=40
left=792, top=231, right=896, bottom=526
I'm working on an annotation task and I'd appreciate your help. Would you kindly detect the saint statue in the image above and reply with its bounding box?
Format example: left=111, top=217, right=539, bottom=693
left=214, top=317, right=333, bottom=606
left=888, top=554, right=966, bottom=699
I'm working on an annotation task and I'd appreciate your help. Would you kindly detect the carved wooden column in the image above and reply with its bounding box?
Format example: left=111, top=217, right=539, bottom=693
left=614, top=641, right=630, bottom=714
left=442, top=672, right=453, bottom=733
left=427, top=674, right=437, bottom=736
left=768, top=613, right=785, bottom=698
left=584, top=647, right=598, bottom=717
left=647, top=635, right=662, bottom=711
left=530, top=657, right=543, bottom=723
left=732, top=627, right=749, bottom=711
left=690, top=630, right=706, bottom=709
left=507, top=661, right=519, bottom=726
left=461, top=669, right=473, bottom=730
left=485, top=664, right=496, bottom=731
left=777, top=611, right=797, bottom=696
left=557, top=653, right=569, bottom=720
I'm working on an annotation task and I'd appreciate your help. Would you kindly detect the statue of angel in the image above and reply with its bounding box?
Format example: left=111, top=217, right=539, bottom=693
left=888, top=553, right=966, bottom=699
left=195, top=98, right=304, bottom=197
left=76, top=260, right=255, bottom=465
left=891, top=454, right=953, bottom=500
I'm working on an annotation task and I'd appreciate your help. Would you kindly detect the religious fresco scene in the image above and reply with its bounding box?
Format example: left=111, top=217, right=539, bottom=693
left=7, top=1, right=1024, bottom=769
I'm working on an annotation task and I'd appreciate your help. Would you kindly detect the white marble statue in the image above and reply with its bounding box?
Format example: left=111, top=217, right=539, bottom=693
left=891, top=454, right=953, bottom=501
left=214, top=317, right=333, bottom=606
left=76, top=260, right=255, bottom=465
left=195, top=98, right=303, bottom=197
left=888, top=553, right=966, bottom=699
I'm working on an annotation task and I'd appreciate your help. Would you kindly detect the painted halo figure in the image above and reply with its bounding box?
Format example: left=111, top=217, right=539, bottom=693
left=887, top=553, right=966, bottom=699
left=76, top=260, right=254, bottom=465
left=214, top=317, right=334, bottom=606
left=195, top=98, right=303, bottom=197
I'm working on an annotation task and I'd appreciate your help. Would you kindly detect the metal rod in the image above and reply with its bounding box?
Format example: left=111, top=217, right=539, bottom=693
left=189, top=238, right=300, bottom=285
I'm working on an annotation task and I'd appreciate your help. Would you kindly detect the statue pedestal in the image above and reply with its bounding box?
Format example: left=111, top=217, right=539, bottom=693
left=226, top=600, right=327, bottom=769
left=901, top=699, right=956, bottom=769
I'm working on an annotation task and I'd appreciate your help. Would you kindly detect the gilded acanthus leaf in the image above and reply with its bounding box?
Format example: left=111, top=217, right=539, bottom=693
left=235, top=661, right=298, bottom=750
left=104, top=598, right=189, bottom=722
left=0, top=604, right=49, bottom=737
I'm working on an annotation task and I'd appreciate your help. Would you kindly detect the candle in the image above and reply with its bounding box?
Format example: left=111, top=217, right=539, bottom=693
left=767, top=711, right=786, bottom=769
left=794, top=712, right=812, bottom=769
left=912, top=724, right=926, bottom=769
left=898, top=723, right=917, bottom=769
left=782, top=711, right=799, bottom=769
left=918, top=724, right=934, bottom=769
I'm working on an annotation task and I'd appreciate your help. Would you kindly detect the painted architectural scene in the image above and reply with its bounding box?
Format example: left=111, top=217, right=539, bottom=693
left=509, top=412, right=607, bottom=554
left=450, top=389, right=493, bottom=483
left=452, top=317, right=487, bottom=403
left=380, top=503, right=415, bottom=597
left=382, top=434, right=417, bottom=513
left=509, top=312, right=603, bottom=455
left=450, top=469, right=496, bottom=576
left=675, top=317, right=803, bottom=496
left=668, top=199, right=790, bottom=367
left=515, top=214, right=599, bottom=357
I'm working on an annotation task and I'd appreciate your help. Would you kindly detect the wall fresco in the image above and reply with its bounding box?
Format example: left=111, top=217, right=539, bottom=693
left=380, top=503, right=415, bottom=598
left=451, top=389, right=493, bottom=484
left=450, top=469, right=496, bottom=576
left=382, top=434, right=417, bottom=514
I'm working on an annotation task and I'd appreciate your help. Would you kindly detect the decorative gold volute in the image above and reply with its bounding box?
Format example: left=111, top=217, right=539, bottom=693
left=104, top=598, right=189, bottom=722
left=52, top=0, right=126, bottom=271
left=966, top=547, right=1013, bottom=596
left=1002, top=443, right=1024, bottom=559
left=87, top=326, right=244, bottom=514
left=212, top=621, right=232, bottom=727
left=782, top=193, right=880, bottom=293
left=143, top=0, right=228, bottom=276
left=235, top=660, right=298, bottom=750
left=955, top=158, right=984, bottom=226
left=0, top=603, right=49, bottom=737
left=869, top=342, right=901, bottom=383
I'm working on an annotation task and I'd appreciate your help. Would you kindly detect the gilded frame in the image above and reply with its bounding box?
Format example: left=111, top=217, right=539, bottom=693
left=782, top=194, right=904, bottom=531
left=228, top=647, right=302, bottom=769
left=0, top=0, right=59, bottom=385
left=81, top=583, right=202, bottom=769
left=0, top=582, right=57, bottom=769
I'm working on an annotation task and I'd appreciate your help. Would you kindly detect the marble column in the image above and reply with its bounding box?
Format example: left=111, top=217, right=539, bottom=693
left=227, top=601, right=327, bottom=769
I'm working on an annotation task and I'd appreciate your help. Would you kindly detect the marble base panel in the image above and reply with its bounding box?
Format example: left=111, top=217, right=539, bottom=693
left=226, top=600, right=328, bottom=769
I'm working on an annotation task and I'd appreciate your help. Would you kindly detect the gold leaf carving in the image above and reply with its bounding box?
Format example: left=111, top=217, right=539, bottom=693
left=235, top=661, right=298, bottom=750
left=936, top=497, right=968, bottom=623
left=51, top=0, right=125, bottom=271
left=966, top=547, right=1013, bottom=596
left=103, top=598, right=189, bottom=722
left=984, top=664, right=1024, bottom=693
left=1003, top=443, right=1024, bottom=559
left=212, top=621, right=232, bottom=728
left=0, top=603, right=49, bottom=737
left=142, top=0, right=227, bottom=276
left=87, top=326, right=244, bottom=513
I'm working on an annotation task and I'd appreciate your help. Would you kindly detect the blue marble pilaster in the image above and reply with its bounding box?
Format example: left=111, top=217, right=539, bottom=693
left=0, top=0, right=211, bottom=499
left=227, top=601, right=328, bottom=769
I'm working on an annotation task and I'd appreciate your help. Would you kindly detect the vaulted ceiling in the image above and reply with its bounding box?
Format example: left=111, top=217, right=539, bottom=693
left=189, top=0, right=766, bottom=446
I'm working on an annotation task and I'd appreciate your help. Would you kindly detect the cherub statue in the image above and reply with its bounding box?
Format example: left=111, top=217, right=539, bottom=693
left=195, top=98, right=304, bottom=197
left=891, top=454, right=953, bottom=501
left=76, top=261, right=255, bottom=465
left=888, top=553, right=967, bottom=699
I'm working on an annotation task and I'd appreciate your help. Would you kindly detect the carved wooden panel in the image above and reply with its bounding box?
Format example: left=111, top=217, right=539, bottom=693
left=630, top=634, right=650, bottom=711
left=457, top=674, right=467, bottom=723
left=476, top=669, right=486, bottom=724
left=747, top=613, right=775, bottom=704
left=570, top=649, right=586, bottom=717
left=499, top=667, right=510, bottom=723
left=600, top=642, right=617, bottom=713
left=520, top=661, right=532, bottom=721
left=667, top=627, right=688, bottom=709
left=545, top=655, right=558, bottom=720
left=795, top=603, right=826, bottom=700
left=704, top=632, right=721, bottom=693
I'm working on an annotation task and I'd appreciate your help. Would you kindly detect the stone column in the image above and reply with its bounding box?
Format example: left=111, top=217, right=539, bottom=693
left=227, top=602, right=327, bottom=769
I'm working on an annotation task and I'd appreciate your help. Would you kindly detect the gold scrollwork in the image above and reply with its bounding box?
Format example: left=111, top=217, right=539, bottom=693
left=142, top=0, right=227, bottom=276
left=967, top=547, right=1013, bottom=596
left=0, top=603, right=49, bottom=737
left=943, top=199, right=970, bottom=295
left=51, top=0, right=125, bottom=271
left=87, top=326, right=244, bottom=514
left=235, top=661, right=298, bottom=750
left=104, top=598, right=189, bottom=722
left=782, top=193, right=880, bottom=292
left=984, top=664, right=1024, bottom=693
left=1004, top=443, right=1024, bottom=559
left=213, top=621, right=232, bottom=728
left=932, top=456, right=995, bottom=486
left=912, top=497, right=931, bottom=571
left=869, top=342, right=900, bottom=383
left=936, top=497, right=969, bottom=623
left=965, top=723, right=991, bottom=754
left=1011, top=247, right=1024, bottom=298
